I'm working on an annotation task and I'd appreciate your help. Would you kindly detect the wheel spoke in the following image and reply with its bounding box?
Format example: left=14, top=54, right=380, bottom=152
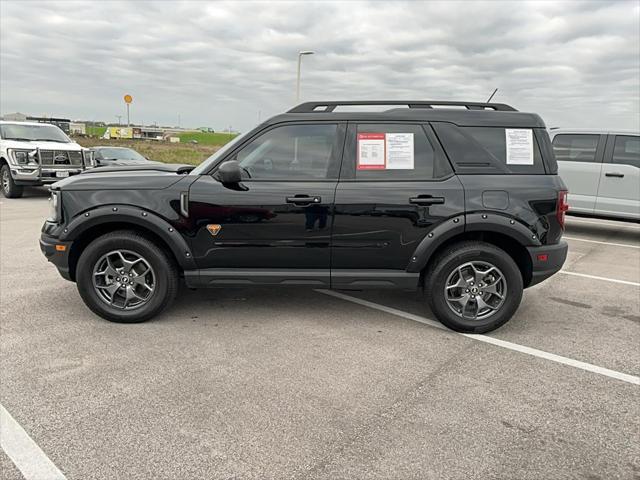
left=483, top=282, right=503, bottom=298
left=476, top=296, right=496, bottom=312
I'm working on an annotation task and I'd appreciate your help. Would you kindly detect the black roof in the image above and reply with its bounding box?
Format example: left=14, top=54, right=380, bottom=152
left=267, top=101, right=545, bottom=128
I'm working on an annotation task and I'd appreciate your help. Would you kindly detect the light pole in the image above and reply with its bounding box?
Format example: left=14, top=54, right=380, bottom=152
left=296, top=50, right=314, bottom=102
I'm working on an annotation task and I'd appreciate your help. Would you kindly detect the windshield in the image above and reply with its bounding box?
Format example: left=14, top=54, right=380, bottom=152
left=0, top=123, right=71, bottom=143
left=190, top=132, right=248, bottom=175
left=97, top=147, right=147, bottom=161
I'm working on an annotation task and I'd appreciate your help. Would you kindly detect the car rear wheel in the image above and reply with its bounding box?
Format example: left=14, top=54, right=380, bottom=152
left=426, top=241, right=523, bottom=333
left=1, top=164, right=24, bottom=198
left=76, top=230, right=179, bottom=323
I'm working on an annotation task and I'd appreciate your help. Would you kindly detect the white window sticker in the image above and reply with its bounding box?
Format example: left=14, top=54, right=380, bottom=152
left=386, top=133, right=414, bottom=169
left=505, top=129, right=534, bottom=165
left=357, top=133, right=386, bottom=170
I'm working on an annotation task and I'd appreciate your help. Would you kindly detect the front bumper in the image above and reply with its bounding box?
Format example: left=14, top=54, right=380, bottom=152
left=39, top=231, right=73, bottom=281
left=11, top=166, right=83, bottom=185
left=526, top=240, right=568, bottom=287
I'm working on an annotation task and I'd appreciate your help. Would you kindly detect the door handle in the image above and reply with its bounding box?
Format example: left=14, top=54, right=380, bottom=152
left=286, top=195, right=322, bottom=205
left=409, top=196, right=445, bottom=206
left=605, top=172, right=624, bottom=178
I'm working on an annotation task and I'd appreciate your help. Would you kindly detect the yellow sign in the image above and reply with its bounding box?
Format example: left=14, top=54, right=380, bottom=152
left=124, top=94, right=133, bottom=104
left=108, top=127, right=133, bottom=139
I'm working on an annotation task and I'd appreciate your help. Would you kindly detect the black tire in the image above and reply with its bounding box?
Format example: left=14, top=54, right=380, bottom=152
left=76, top=230, right=179, bottom=323
left=1, top=164, right=24, bottom=198
left=425, top=241, right=523, bottom=333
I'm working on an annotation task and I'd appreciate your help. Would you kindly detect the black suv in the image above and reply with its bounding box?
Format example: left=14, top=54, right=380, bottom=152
left=40, top=101, right=568, bottom=333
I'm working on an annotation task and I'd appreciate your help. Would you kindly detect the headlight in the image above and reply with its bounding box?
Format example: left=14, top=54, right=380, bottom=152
left=83, top=149, right=96, bottom=168
left=9, top=149, right=38, bottom=166
left=48, top=191, right=62, bottom=223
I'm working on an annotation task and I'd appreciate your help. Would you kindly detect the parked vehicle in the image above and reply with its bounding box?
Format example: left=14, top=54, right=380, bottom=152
left=40, top=101, right=568, bottom=333
left=91, top=146, right=159, bottom=166
left=551, top=129, right=640, bottom=220
left=0, top=121, right=94, bottom=198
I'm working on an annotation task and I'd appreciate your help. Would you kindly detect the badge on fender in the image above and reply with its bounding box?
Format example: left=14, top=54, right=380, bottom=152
left=206, top=224, right=222, bottom=236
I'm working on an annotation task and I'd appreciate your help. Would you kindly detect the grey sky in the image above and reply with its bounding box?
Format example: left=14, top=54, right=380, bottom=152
left=1, top=0, right=638, bottom=132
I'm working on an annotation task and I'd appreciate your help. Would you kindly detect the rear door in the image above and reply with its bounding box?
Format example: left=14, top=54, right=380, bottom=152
left=331, top=122, right=464, bottom=288
left=552, top=133, right=606, bottom=214
left=595, top=134, right=640, bottom=219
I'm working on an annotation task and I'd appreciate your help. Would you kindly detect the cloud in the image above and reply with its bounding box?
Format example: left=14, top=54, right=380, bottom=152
left=1, top=0, right=638, bottom=131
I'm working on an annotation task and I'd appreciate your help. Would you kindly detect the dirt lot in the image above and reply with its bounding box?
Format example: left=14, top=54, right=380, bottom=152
left=1, top=190, right=639, bottom=480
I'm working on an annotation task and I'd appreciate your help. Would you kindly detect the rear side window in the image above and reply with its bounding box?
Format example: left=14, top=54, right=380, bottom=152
left=432, top=123, right=545, bottom=174
left=612, top=135, right=640, bottom=168
left=552, top=134, right=600, bottom=163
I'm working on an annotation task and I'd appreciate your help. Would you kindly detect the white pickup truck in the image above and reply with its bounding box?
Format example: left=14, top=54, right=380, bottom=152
left=0, top=120, right=95, bottom=198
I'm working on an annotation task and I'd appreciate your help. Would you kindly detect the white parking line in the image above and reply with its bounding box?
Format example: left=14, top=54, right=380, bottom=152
left=0, top=403, right=67, bottom=480
left=560, top=270, right=640, bottom=286
left=564, top=236, right=640, bottom=249
left=317, top=290, right=640, bottom=386
left=566, top=217, right=640, bottom=230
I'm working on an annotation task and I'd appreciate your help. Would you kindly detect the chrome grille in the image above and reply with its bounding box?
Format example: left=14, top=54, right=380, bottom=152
left=39, top=150, right=84, bottom=167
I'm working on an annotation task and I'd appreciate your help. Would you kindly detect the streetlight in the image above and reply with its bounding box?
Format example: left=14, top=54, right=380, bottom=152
left=296, top=50, right=314, bottom=102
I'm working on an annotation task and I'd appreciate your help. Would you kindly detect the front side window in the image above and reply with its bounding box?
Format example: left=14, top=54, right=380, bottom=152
left=233, top=124, right=338, bottom=180
left=612, top=135, right=640, bottom=168
left=354, top=124, right=436, bottom=180
left=552, top=134, right=600, bottom=163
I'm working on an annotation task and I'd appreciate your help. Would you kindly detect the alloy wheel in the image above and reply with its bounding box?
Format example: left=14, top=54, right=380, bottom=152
left=92, top=249, right=156, bottom=310
left=444, top=261, right=507, bottom=320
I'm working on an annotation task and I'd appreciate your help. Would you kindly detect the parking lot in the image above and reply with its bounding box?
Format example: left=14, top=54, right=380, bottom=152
left=1, top=188, right=639, bottom=480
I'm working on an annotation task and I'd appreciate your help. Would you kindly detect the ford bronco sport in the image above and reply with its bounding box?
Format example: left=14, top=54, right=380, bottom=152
left=40, top=101, right=569, bottom=333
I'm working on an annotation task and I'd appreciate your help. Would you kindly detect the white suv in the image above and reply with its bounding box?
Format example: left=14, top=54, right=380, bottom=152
left=551, top=129, right=640, bottom=221
left=0, top=121, right=94, bottom=198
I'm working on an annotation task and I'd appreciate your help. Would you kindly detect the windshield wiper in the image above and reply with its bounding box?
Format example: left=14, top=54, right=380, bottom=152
left=5, top=137, right=33, bottom=142
left=33, top=138, right=68, bottom=143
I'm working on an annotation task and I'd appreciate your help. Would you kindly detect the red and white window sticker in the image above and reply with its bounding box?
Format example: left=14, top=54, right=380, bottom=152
left=357, top=132, right=414, bottom=170
left=357, top=133, right=386, bottom=170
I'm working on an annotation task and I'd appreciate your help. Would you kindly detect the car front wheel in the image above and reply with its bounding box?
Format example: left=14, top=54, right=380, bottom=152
left=76, top=230, right=179, bottom=323
left=1, top=164, right=24, bottom=198
left=426, top=241, right=523, bottom=333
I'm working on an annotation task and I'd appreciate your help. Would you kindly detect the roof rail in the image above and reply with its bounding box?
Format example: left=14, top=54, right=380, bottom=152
left=288, top=100, right=517, bottom=113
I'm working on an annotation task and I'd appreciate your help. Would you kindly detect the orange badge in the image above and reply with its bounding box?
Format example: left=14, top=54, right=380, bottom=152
left=206, top=224, right=222, bottom=236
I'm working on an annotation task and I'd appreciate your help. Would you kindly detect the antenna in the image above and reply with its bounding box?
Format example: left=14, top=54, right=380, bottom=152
left=486, top=88, right=498, bottom=103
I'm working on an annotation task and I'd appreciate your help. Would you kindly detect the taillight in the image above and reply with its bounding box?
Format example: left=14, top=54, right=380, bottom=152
left=557, top=190, right=569, bottom=229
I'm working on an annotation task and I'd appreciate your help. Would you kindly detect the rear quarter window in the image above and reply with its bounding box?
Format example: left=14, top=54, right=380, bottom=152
left=432, top=123, right=545, bottom=174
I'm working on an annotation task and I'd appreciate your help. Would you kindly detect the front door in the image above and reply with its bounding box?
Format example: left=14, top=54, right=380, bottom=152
left=187, top=123, right=345, bottom=286
left=331, top=122, right=464, bottom=288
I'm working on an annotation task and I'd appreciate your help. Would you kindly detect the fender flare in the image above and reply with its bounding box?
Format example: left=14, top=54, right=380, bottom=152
left=465, top=212, right=542, bottom=247
left=406, top=212, right=540, bottom=273
left=406, top=215, right=465, bottom=273
left=60, top=205, right=197, bottom=270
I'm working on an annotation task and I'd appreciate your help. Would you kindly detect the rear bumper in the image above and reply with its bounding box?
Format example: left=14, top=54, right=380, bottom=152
left=39, top=232, right=73, bottom=281
left=526, top=241, right=568, bottom=287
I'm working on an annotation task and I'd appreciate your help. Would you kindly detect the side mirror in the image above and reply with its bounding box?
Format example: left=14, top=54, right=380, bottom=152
left=214, top=160, right=244, bottom=186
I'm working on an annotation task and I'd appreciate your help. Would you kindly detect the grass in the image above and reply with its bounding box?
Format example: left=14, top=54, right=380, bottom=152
left=74, top=137, right=225, bottom=165
left=86, top=125, right=107, bottom=137
left=177, top=131, right=238, bottom=145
